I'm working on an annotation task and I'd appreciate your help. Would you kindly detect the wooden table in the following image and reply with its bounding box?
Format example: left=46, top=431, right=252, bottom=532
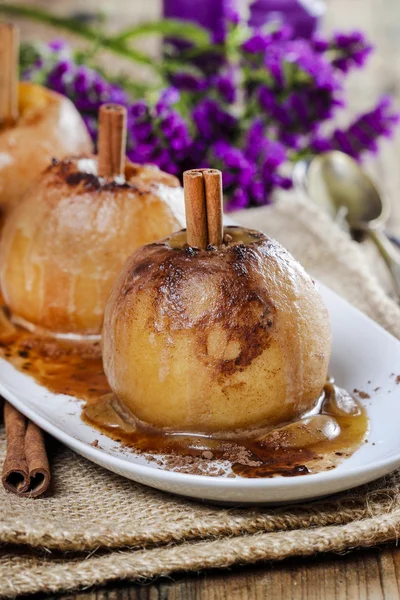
left=10, top=0, right=400, bottom=598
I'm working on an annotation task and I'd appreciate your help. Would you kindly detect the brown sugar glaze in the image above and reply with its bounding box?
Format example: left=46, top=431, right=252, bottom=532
left=0, top=307, right=368, bottom=478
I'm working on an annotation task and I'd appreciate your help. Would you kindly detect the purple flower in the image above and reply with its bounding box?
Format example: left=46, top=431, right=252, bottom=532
left=249, top=0, right=323, bottom=39
left=128, top=94, right=193, bottom=172
left=212, top=140, right=256, bottom=189
left=213, top=73, right=236, bottom=103
left=271, top=173, right=293, bottom=190
left=209, top=129, right=290, bottom=210
left=245, top=118, right=287, bottom=166
left=285, top=39, right=337, bottom=90
left=73, top=67, right=91, bottom=94
left=25, top=40, right=129, bottom=128
left=226, top=187, right=250, bottom=211
left=82, top=114, right=97, bottom=140
left=331, top=31, right=373, bottom=72
left=52, top=59, right=71, bottom=78
left=192, top=98, right=237, bottom=141
left=258, top=83, right=340, bottom=141
left=250, top=33, right=344, bottom=143
left=311, top=96, right=399, bottom=159
left=169, top=72, right=207, bottom=92
left=242, top=25, right=293, bottom=55
left=242, top=31, right=270, bottom=55
left=246, top=35, right=339, bottom=105
left=311, top=33, right=329, bottom=53
left=226, top=6, right=240, bottom=27
left=20, top=27, right=400, bottom=212
left=48, top=39, right=68, bottom=53
left=170, top=69, right=237, bottom=103
left=163, top=0, right=236, bottom=44
left=309, top=134, right=333, bottom=153
left=129, top=101, right=149, bottom=119
left=158, top=86, right=181, bottom=106
left=264, top=47, right=285, bottom=87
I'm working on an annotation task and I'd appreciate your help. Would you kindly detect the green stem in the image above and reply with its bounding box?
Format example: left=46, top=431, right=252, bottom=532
left=0, top=4, right=161, bottom=71
left=115, top=19, right=210, bottom=46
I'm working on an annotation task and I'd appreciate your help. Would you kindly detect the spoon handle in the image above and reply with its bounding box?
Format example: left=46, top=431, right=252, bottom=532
left=368, top=229, right=400, bottom=298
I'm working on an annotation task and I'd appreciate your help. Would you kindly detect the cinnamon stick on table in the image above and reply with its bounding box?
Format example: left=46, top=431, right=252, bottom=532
left=2, top=401, right=50, bottom=497
left=98, top=103, right=127, bottom=179
left=0, top=23, right=19, bottom=127
left=183, top=168, right=224, bottom=249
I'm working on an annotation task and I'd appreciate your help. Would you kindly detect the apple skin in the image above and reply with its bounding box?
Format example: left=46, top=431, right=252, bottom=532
left=0, top=82, right=92, bottom=218
left=0, top=157, right=185, bottom=337
left=102, top=227, right=332, bottom=434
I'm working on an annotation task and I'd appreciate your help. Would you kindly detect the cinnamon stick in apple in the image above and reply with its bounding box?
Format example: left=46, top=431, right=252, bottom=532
left=0, top=23, right=18, bottom=127
left=2, top=402, right=50, bottom=497
left=183, top=170, right=208, bottom=249
left=203, top=169, right=223, bottom=247
left=183, top=168, right=223, bottom=249
left=98, top=103, right=127, bottom=178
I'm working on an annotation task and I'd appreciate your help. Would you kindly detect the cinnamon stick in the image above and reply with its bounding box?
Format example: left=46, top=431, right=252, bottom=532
left=203, top=169, right=223, bottom=247
left=98, top=103, right=127, bottom=178
left=0, top=23, right=19, bottom=127
left=2, top=402, right=50, bottom=497
left=183, top=170, right=208, bottom=249
left=183, top=168, right=224, bottom=249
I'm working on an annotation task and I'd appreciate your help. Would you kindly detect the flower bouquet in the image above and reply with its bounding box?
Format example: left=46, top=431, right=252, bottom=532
left=2, top=1, right=398, bottom=210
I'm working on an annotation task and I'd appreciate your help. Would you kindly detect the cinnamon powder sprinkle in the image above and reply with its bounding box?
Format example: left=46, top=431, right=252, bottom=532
left=142, top=442, right=263, bottom=477
left=353, top=388, right=370, bottom=399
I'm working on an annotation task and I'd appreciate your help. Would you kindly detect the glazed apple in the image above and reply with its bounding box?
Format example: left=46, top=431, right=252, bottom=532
left=102, top=169, right=331, bottom=433
left=0, top=155, right=185, bottom=337
left=0, top=82, right=92, bottom=217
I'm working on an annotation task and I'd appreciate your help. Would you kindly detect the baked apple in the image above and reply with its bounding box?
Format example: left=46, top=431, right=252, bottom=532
left=0, top=105, right=185, bottom=337
left=0, top=82, right=92, bottom=217
left=102, top=169, right=331, bottom=433
left=0, top=24, right=92, bottom=217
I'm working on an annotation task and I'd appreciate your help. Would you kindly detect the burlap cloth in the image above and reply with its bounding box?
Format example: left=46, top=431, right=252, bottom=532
left=1, top=195, right=400, bottom=599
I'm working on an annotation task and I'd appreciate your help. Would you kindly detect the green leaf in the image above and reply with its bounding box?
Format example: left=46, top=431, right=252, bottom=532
left=0, top=4, right=99, bottom=39
left=0, top=4, right=161, bottom=70
left=225, top=23, right=250, bottom=50
left=19, top=41, right=42, bottom=72
left=114, top=19, right=210, bottom=46
left=244, top=66, right=274, bottom=87
left=176, top=43, right=225, bottom=61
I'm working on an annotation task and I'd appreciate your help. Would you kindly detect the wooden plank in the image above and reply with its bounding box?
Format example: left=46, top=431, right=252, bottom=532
left=31, top=547, right=399, bottom=600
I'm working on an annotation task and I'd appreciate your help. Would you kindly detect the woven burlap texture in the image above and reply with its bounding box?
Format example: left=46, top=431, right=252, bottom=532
left=1, top=195, right=400, bottom=598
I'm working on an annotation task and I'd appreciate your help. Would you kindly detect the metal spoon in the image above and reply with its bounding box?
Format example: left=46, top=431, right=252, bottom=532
left=293, top=151, right=400, bottom=297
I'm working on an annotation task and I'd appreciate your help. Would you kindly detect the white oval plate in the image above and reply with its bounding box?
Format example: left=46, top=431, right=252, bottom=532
left=1, top=282, right=399, bottom=505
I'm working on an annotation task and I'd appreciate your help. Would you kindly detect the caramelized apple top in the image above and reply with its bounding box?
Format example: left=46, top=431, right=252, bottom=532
left=168, top=225, right=265, bottom=249
left=44, top=155, right=180, bottom=195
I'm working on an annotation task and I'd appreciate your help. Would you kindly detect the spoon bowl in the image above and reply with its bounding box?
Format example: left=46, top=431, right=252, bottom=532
left=294, top=151, right=400, bottom=298
left=306, top=151, right=390, bottom=229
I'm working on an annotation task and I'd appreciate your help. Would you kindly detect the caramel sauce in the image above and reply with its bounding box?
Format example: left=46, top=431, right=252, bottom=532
left=0, top=309, right=369, bottom=478
left=0, top=308, right=108, bottom=401
left=83, top=384, right=368, bottom=478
